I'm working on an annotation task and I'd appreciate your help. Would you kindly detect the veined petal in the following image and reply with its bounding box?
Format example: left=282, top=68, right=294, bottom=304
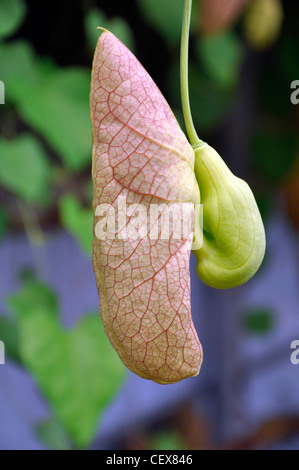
left=90, top=31, right=202, bottom=384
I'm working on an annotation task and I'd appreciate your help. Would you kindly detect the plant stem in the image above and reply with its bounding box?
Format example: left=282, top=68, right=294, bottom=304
left=180, top=0, right=204, bottom=149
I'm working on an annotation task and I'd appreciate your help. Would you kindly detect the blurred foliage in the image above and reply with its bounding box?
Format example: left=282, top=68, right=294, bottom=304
left=34, top=418, right=73, bottom=451
left=0, top=133, right=51, bottom=204
left=251, top=132, right=297, bottom=182
left=198, top=31, right=243, bottom=88
left=0, top=0, right=26, bottom=39
left=243, top=0, right=284, bottom=50
left=166, top=6, right=245, bottom=133
left=0, top=206, right=8, bottom=240
left=168, top=60, right=233, bottom=133
left=149, top=429, right=188, bottom=450
left=5, top=278, right=125, bottom=449
left=18, top=68, right=91, bottom=171
left=278, top=34, right=299, bottom=83
left=242, top=308, right=274, bottom=335
left=0, top=41, right=91, bottom=170
left=0, top=315, right=21, bottom=364
left=136, top=0, right=195, bottom=46
left=0, top=0, right=298, bottom=450
left=84, top=8, right=135, bottom=53
left=59, top=194, right=93, bottom=257
left=0, top=40, right=41, bottom=105
left=284, top=156, right=299, bottom=230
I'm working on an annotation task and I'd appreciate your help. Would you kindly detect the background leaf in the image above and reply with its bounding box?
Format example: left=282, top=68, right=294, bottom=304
left=0, top=41, right=41, bottom=104
left=0, top=316, right=21, bottom=364
left=59, top=194, right=93, bottom=257
left=149, top=430, right=187, bottom=450
left=278, top=34, right=299, bottom=83
left=0, top=134, right=51, bottom=204
left=251, top=132, right=297, bottom=182
left=137, top=0, right=190, bottom=45
left=0, top=42, right=91, bottom=171
left=0, top=207, right=8, bottom=240
left=7, top=280, right=126, bottom=449
left=0, top=0, right=26, bottom=39
left=197, top=31, right=243, bottom=88
left=168, top=62, right=232, bottom=132
left=18, top=68, right=92, bottom=171
left=34, top=418, right=72, bottom=450
left=242, top=309, right=274, bottom=335
left=85, top=8, right=135, bottom=53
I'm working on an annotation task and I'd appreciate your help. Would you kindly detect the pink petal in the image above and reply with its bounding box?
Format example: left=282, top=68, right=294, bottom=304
left=90, top=31, right=202, bottom=384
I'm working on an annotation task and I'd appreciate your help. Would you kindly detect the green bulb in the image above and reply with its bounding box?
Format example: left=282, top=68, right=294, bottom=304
left=192, top=143, right=266, bottom=289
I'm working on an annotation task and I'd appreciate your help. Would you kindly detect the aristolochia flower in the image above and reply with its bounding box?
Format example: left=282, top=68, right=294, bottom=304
left=90, top=7, right=265, bottom=384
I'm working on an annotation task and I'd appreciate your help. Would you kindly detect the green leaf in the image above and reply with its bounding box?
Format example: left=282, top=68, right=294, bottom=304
left=0, top=316, right=21, bottom=364
left=85, top=9, right=135, bottom=53
left=0, top=42, right=91, bottom=170
left=137, top=0, right=192, bottom=45
left=7, top=281, right=58, bottom=319
left=0, top=206, right=8, bottom=239
left=197, top=31, right=243, bottom=88
left=150, top=430, right=187, bottom=451
left=0, top=134, right=51, bottom=204
left=0, top=41, right=41, bottom=104
left=168, top=62, right=232, bottom=131
left=7, top=281, right=126, bottom=448
left=59, top=195, right=93, bottom=257
left=18, top=68, right=92, bottom=171
left=242, top=309, right=274, bottom=335
left=251, top=132, right=297, bottom=182
left=35, top=418, right=72, bottom=450
left=189, top=73, right=231, bottom=131
left=0, top=0, right=26, bottom=39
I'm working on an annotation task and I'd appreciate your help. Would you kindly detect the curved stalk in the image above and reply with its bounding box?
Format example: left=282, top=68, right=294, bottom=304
left=180, top=0, right=204, bottom=148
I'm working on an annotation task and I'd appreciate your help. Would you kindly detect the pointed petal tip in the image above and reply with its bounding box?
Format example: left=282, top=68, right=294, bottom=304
left=96, top=26, right=110, bottom=34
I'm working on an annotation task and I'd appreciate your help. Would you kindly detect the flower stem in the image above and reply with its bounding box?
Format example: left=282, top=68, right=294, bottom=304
left=180, top=0, right=204, bottom=149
